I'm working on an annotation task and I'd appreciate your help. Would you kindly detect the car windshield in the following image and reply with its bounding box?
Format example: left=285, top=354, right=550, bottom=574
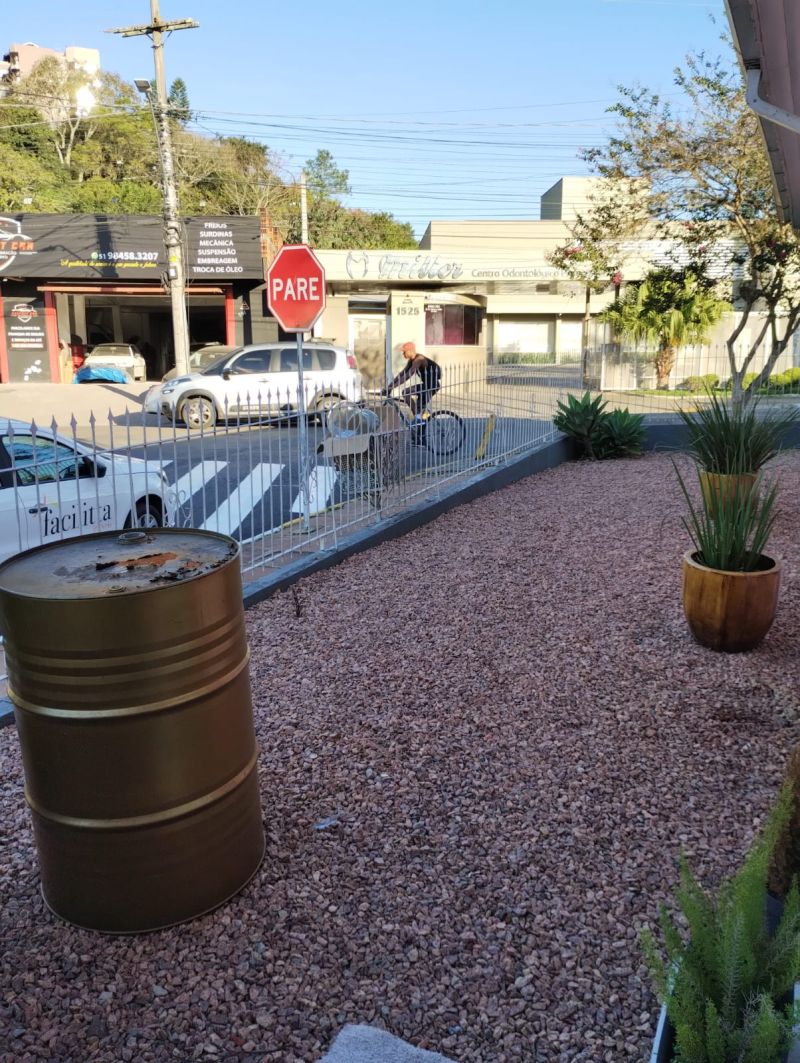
left=201, top=348, right=243, bottom=376
left=89, top=345, right=134, bottom=356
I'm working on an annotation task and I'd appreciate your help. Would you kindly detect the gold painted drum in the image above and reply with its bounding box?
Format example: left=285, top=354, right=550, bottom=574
left=0, top=529, right=264, bottom=933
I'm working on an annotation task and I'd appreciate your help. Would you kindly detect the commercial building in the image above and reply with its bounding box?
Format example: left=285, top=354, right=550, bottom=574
left=0, top=213, right=275, bottom=382
left=1, top=177, right=790, bottom=386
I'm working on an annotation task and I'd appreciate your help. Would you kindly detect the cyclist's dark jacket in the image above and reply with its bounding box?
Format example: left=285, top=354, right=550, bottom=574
left=392, top=355, right=441, bottom=390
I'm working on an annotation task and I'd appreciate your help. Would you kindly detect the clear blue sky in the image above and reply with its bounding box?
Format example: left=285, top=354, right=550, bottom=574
left=4, top=0, right=729, bottom=234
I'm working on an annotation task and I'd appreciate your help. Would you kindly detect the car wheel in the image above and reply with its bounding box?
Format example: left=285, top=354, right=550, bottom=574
left=312, top=392, right=343, bottom=424
left=180, top=395, right=217, bottom=429
left=125, top=498, right=163, bottom=529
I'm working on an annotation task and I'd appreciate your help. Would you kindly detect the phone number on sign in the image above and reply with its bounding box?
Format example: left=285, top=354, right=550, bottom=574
left=89, top=251, right=159, bottom=262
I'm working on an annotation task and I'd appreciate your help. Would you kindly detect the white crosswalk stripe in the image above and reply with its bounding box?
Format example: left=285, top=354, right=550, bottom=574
left=291, top=465, right=339, bottom=517
left=168, top=461, right=228, bottom=509
left=200, top=462, right=285, bottom=535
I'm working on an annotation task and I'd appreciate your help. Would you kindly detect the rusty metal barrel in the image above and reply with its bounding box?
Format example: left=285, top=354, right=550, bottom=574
left=0, top=528, right=265, bottom=933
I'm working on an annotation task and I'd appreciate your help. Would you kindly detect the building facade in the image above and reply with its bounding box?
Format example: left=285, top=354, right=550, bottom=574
left=1, top=178, right=794, bottom=386
left=0, top=213, right=275, bottom=383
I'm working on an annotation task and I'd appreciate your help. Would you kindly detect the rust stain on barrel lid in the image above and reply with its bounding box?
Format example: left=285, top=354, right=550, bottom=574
left=0, top=529, right=238, bottom=599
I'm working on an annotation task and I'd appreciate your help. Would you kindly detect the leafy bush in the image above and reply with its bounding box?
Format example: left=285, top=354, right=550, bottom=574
left=595, top=408, right=646, bottom=458
left=675, top=463, right=778, bottom=572
left=555, top=392, right=645, bottom=459
left=642, top=786, right=800, bottom=1063
left=553, top=391, right=608, bottom=459
left=678, top=391, right=798, bottom=474
left=770, top=747, right=800, bottom=900
left=771, top=368, right=800, bottom=393
left=683, top=373, right=719, bottom=393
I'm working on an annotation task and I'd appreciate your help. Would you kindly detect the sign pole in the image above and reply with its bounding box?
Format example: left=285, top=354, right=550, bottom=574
left=296, top=330, right=311, bottom=532
left=265, top=244, right=327, bottom=537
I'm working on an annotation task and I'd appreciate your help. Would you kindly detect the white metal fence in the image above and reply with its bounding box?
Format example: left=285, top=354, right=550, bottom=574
left=4, top=345, right=798, bottom=580
left=0, top=362, right=575, bottom=579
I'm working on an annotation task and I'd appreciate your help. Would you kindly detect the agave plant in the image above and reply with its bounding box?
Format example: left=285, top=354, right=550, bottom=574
left=553, top=391, right=608, bottom=459
left=595, top=408, right=645, bottom=458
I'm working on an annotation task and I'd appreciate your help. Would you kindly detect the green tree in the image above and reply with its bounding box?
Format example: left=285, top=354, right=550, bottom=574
left=205, top=137, right=294, bottom=217
left=286, top=197, right=416, bottom=249
left=69, top=177, right=161, bottom=214
left=577, top=45, right=800, bottom=406
left=0, top=143, right=70, bottom=211
left=600, top=266, right=728, bottom=388
left=304, top=148, right=350, bottom=199
left=168, top=77, right=191, bottom=123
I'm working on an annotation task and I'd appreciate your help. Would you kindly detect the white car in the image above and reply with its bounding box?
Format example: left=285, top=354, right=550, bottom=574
left=0, top=419, right=170, bottom=563
left=144, top=342, right=362, bottom=429
left=84, top=343, right=148, bottom=382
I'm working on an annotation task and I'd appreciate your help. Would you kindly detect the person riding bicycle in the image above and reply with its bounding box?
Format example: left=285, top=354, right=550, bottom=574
left=386, top=342, right=442, bottom=421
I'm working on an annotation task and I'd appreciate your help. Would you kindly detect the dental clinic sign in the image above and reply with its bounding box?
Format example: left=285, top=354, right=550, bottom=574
left=331, top=250, right=566, bottom=283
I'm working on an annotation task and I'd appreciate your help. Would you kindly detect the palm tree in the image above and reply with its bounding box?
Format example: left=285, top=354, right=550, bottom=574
left=601, top=267, right=728, bottom=389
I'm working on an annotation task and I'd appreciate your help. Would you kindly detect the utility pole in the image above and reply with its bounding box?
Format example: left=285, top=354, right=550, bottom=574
left=107, top=3, right=198, bottom=378
left=300, top=171, right=309, bottom=245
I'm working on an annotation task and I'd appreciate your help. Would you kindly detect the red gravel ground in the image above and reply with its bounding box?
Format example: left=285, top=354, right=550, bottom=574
left=2, top=450, right=800, bottom=1063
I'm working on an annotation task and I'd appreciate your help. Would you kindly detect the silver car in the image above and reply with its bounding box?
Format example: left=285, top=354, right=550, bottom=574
left=144, top=341, right=362, bottom=429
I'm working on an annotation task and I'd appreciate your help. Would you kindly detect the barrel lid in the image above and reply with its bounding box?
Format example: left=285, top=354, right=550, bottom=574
left=0, top=529, right=238, bottom=599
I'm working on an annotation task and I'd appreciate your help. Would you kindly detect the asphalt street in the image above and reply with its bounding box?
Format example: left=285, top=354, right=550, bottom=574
left=126, top=410, right=547, bottom=540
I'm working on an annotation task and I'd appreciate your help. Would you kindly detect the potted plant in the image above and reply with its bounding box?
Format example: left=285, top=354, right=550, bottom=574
left=676, top=464, right=782, bottom=652
left=677, top=391, right=797, bottom=509
left=644, top=786, right=800, bottom=1062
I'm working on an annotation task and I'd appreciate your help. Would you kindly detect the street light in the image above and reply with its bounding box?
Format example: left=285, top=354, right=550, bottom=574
left=134, top=78, right=151, bottom=94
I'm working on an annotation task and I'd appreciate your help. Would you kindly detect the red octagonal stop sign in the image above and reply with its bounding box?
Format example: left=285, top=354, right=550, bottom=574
left=266, top=244, right=326, bottom=332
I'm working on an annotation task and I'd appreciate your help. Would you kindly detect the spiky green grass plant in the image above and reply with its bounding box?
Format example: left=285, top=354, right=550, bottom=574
left=677, top=392, right=797, bottom=475
left=674, top=464, right=778, bottom=572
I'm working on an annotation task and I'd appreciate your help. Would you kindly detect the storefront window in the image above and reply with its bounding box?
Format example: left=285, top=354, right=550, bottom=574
left=425, top=304, right=481, bottom=346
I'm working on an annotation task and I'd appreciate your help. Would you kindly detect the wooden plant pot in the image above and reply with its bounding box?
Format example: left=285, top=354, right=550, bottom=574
left=682, top=550, right=782, bottom=653
left=699, top=471, right=757, bottom=510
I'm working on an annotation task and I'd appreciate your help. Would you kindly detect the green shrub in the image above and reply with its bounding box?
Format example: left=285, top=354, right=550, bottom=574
left=496, top=352, right=555, bottom=365
left=683, top=373, right=720, bottom=393
left=771, top=368, right=800, bottom=393
left=770, top=747, right=800, bottom=900
left=722, top=372, right=762, bottom=392
left=553, top=391, right=608, bottom=459
left=677, top=391, right=798, bottom=474
left=595, top=408, right=646, bottom=458
left=642, top=786, right=800, bottom=1063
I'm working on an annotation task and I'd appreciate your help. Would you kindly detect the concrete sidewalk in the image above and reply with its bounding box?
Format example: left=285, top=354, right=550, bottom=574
left=0, top=382, right=151, bottom=427
left=0, top=382, right=154, bottom=446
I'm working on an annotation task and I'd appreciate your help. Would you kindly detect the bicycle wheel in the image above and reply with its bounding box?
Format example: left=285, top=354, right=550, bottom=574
left=425, top=410, right=465, bottom=456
